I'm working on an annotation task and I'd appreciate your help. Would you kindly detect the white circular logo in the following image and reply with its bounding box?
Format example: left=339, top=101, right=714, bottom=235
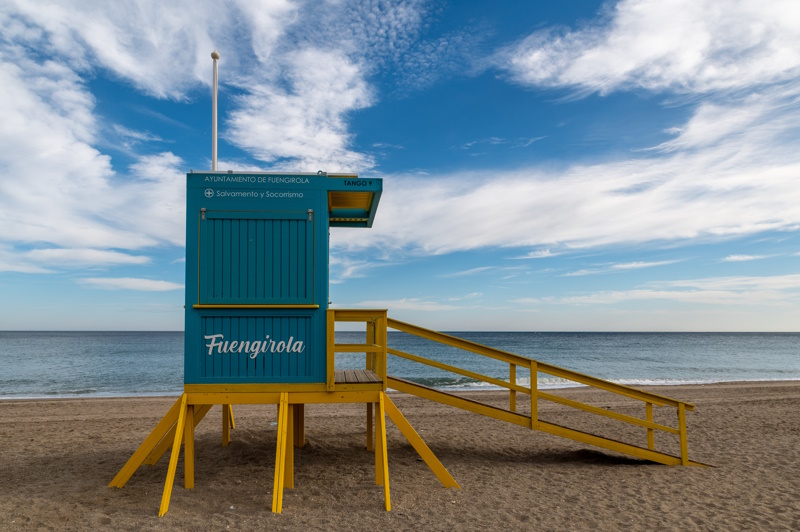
left=204, top=188, right=214, bottom=198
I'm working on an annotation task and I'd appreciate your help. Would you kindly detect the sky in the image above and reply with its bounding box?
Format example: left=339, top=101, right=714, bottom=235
left=1, top=0, right=800, bottom=331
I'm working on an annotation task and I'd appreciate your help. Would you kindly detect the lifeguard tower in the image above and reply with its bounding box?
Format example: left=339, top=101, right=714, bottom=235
left=109, top=51, right=705, bottom=518
left=109, top=171, right=458, bottom=515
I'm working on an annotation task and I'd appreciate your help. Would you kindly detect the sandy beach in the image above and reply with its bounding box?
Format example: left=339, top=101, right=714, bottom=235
left=1, top=381, right=799, bottom=530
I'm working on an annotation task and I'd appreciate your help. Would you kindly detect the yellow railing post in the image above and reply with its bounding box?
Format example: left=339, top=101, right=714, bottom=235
left=678, top=403, right=689, bottom=466
left=509, top=363, right=517, bottom=412
left=326, top=309, right=335, bottom=391
left=645, top=402, right=654, bottom=450
left=530, top=360, right=538, bottom=430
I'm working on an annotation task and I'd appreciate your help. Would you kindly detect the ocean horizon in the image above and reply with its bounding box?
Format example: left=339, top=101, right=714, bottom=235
left=1, top=330, right=798, bottom=400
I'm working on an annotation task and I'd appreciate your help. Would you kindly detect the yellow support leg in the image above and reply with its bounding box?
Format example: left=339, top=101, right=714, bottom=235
left=378, top=392, right=391, bottom=511
left=383, top=395, right=459, bottom=489
left=109, top=396, right=182, bottom=488
left=285, top=404, right=294, bottom=490
left=374, top=402, right=382, bottom=485
left=509, top=364, right=517, bottom=412
left=228, top=404, right=236, bottom=429
left=144, top=404, right=211, bottom=466
left=222, top=403, right=231, bottom=447
left=159, top=394, right=188, bottom=517
left=184, top=405, right=195, bottom=489
left=272, top=392, right=289, bottom=514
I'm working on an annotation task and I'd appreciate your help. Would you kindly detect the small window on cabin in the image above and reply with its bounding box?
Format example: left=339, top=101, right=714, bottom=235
left=198, top=211, right=313, bottom=305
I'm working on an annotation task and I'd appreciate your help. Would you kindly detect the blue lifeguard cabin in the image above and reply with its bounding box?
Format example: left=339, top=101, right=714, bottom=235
left=184, top=171, right=381, bottom=386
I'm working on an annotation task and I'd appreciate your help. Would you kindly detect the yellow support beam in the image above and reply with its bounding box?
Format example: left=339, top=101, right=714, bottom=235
left=383, top=394, right=459, bottom=489
left=378, top=393, right=391, bottom=511
left=646, top=403, right=655, bottom=450
left=272, top=392, right=290, bottom=514
left=184, top=405, right=195, bottom=490
left=159, top=393, right=188, bottom=516
left=144, top=404, right=212, bottom=466
left=109, top=396, right=183, bottom=488
left=222, top=403, right=231, bottom=446
left=327, top=310, right=335, bottom=391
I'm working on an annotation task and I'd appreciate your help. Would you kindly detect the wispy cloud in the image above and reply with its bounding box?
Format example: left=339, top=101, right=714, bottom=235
left=565, top=260, right=680, bottom=276
left=514, top=274, right=800, bottom=307
left=512, top=249, right=559, bottom=260
left=78, top=277, right=184, bottom=291
left=440, top=266, right=494, bottom=278
left=722, top=254, right=769, bottom=262
left=352, top=298, right=457, bottom=311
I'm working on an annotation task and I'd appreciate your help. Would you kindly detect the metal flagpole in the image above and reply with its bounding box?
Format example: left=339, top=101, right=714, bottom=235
left=211, top=50, right=220, bottom=171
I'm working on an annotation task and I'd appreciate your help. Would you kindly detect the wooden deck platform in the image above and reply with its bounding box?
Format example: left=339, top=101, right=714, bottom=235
left=334, top=369, right=382, bottom=385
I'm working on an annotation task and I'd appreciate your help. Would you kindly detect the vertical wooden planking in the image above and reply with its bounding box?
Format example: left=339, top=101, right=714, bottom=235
left=289, top=219, right=298, bottom=299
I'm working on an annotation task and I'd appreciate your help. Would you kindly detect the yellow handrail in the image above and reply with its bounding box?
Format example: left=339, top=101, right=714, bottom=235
left=384, top=316, right=698, bottom=466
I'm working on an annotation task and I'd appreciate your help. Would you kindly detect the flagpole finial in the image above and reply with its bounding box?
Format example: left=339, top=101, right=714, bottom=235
left=211, top=50, right=220, bottom=60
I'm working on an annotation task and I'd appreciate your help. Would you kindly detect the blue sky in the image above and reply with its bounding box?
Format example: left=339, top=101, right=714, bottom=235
left=1, top=0, right=800, bottom=331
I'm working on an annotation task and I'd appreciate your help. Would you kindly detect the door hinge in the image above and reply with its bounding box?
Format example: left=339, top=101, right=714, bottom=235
left=200, top=208, right=206, bottom=221
left=308, top=209, right=313, bottom=221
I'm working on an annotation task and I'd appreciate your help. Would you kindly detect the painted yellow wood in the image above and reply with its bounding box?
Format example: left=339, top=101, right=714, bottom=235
left=388, top=377, right=531, bottom=428
left=646, top=403, right=655, bottom=450
left=536, top=419, right=685, bottom=466
left=377, top=315, right=388, bottom=389
left=383, top=395, right=459, bottom=489
left=109, top=396, right=183, bottom=488
left=144, top=404, right=211, bottom=466
left=285, top=404, right=294, bottom=490
left=537, top=391, right=679, bottom=434
left=287, top=391, right=382, bottom=404
left=387, top=316, right=694, bottom=410
left=387, top=318, right=531, bottom=366
left=327, top=309, right=335, bottom=391
left=184, top=404, right=195, bottom=489
left=509, top=364, right=517, bottom=412
left=678, top=403, right=689, bottom=466
left=331, top=309, right=387, bottom=321
left=272, top=392, right=289, bottom=513
left=159, top=394, right=188, bottom=516
left=222, top=403, right=231, bottom=447
left=186, top=392, right=283, bottom=405
left=228, top=404, right=235, bottom=429
left=531, top=361, right=538, bottom=431
left=373, top=402, right=381, bottom=484
left=185, top=383, right=327, bottom=394
left=333, top=343, right=384, bottom=353
left=388, top=348, right=530, bottom=394
left=366, top=321, right=375, bottom=372
left=378, top=393, right=391, bottom=511
left=366, top=402, right=374, bottom=451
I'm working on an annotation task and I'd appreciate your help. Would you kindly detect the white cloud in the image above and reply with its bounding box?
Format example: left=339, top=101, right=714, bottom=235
left=498, top=0, right=800, bottom=95
left=722, top=254, right=769, bottom=262
left=353, top=298, right=458, bottom=311
left=25, top=248, right=151, bottom=267
left=512, top=249, right=558, bottom=260
left=226, top=47, right=375, bottom=171
left=78, top=277, right=183, bottom=291
left=440, top=266, right=494, bottom=278
left=515, top=274, right=800, bottom=307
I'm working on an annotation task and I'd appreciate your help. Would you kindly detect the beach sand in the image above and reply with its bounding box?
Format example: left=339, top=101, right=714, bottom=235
left=1, top=381, right=799, bottom=530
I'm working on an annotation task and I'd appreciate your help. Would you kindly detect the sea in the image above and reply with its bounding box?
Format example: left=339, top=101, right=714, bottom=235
left=0, top=331, right=798, bottom=399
